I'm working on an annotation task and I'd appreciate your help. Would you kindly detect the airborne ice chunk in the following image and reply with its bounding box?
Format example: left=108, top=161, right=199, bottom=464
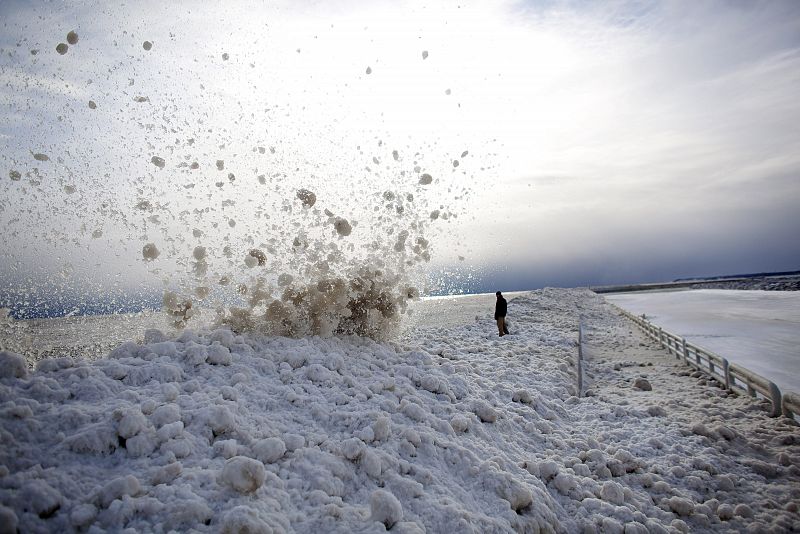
left=142, top=243, right=160, bottom=261
left=297, top=188, right=316, bottom=208
left=366, top=66, right=372, bottom=74
left=151, top=156, right=165, bottom=168
left=67, top=31, right=79, bottom=45
left=422, top=50, right=428, bottom=59
left=88, top=100, right=97, bottom=109
left=419, top=173, right=432, bottom=185
left=333, top=217, right=352, bottom=237
left=0, top=351, right=28, bottom=379
left=193, top=246, right=207, bottom=260
left=33, top=153, right=49, bottom=161
left=143, top=41, right=153, bottom=51
left=216, top=160, right=224, bottom=170
left=56, top=43, right=68, bottom=55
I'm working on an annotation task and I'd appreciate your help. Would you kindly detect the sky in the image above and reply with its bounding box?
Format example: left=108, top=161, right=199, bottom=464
left=1, top=0, right=799, bottom=315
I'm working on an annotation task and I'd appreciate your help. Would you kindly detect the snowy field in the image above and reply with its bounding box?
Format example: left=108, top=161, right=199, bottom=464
left=606, top=289, right=800, bottom=395
left=2, top=288, right=799, bottom=533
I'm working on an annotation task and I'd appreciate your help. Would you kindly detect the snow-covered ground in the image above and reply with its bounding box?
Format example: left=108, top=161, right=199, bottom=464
left=1, top=288, right=799, bottom=533
left=606, top=289, right=800, bottom=395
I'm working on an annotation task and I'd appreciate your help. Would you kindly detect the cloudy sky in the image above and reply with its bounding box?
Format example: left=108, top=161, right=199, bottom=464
left=1, top=0, right=799, bottom=310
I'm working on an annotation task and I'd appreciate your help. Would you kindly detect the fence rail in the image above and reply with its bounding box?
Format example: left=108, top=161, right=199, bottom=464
left=611, top=304, right=796, bottom=418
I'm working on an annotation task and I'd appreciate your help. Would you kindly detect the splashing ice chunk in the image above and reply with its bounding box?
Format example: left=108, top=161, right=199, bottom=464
left=461, top=150, right=469, bottom=158
left=216, top=160, right=224, bottom=170
left=419, top=174, right=432, bottom=185
left=422, top=50, right=428, bottom=60
left=88, top=100, right=96, bottom=109
left=453, top=160, right=459, bottom=168
left=193, top=246, right=207, bottom=261
left=248, top=249, right=267, bottom=266
left=333, top=218, right=352, bottom=237
left=143, top=41, right=152, bottom=51
left=66, top=31, right=79, bottom=45
left=366, top=66, right=372, bottom=74
left=9, top=170, right=21, bottom=181
left=151, top=156, right=165, bottom=168
left=445, top=88, right=451, bottom=95
left=56, top=43, right=68, bottom=55
left=222, top=52, right=229, bottom=60
left=163, top=291, right=193, bottom=327
left=33, top=153, right=49, bottom=162
left=142, top=243, right=160, bottom=261
left=195, top=286, right=210, bottom=299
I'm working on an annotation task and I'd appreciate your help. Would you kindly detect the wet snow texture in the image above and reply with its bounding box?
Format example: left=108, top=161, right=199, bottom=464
left=1, top=289, right=799, bottom=532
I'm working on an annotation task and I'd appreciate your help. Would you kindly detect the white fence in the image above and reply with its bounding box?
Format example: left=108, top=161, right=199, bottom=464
left=612, top=304, right=800, bottom=419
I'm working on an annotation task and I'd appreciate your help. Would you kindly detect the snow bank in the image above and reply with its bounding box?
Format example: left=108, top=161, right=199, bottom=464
left=1, top=289, right=798, bottom=532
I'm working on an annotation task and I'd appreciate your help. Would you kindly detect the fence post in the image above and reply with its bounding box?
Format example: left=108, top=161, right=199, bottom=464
left=722, top=358, right=730, bottom=390
left=657, top=327, right=663, bottom=347
left=681, top=338, right=689, bottom=362
left=767, top=382, right=782, bottom=418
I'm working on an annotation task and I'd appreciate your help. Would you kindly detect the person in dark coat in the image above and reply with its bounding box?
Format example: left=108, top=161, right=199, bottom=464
left=495, top=291, right=509, bottom=336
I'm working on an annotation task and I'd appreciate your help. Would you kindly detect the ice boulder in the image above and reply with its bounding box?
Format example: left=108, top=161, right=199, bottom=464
left=473, top=399, right=498, bottom=423
left=0, top=351, right=28, bottom=379
left=450, top=414, right=470, bottom=433
left=600, top=481, right=625, bottom=505
left=341, top=437, right=366, bottom=460
left=70, top=503, right=97, bottom=529
left=206, top=405, right=236, bottom=435
left=220, top=456, right=266, bottom=494
left=633, top=378, right=652, bottom=391
left=125, top=432, right=157, bottom=457
left=666, top=496, right=694, bottom=517
left=372, top=416, right=391, bottom=441
left=0, top=505, right=17, bottom=534
left=151, top=404, right=181, bottom=428
left=117, top=409, right=148, bottom=439
left=253, top=437, right=286, bottom=463
left=207, top=343, right=232, bottom=365
left=99, top=475, right=140, bottom=508
left=221, top=506, right=273, bottom=534
left=370, top=489, right=403, bottom=529
left=21, top=479, right=62, bottom=518
left=496, top=476, right=533, bottom=511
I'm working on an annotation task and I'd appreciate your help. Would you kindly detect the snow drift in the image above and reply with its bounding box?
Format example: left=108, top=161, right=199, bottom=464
left=1, top=289, right=798, bottom=533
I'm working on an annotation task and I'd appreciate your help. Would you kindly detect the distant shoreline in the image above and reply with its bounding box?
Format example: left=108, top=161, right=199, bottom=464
left=592, top=272, right=800, bottom=294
